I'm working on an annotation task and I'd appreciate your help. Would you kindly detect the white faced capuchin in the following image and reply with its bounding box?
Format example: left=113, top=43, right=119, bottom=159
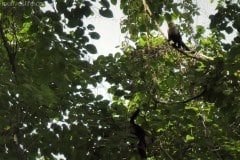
left=168, top=22, right=190, bottom=51
left=130, top=109, right=153, bottom=159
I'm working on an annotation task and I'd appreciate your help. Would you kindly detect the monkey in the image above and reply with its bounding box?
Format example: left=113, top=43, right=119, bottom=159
left=168, top=22, right=190, bottom=51
left=130, top=109, right=151, bottom=159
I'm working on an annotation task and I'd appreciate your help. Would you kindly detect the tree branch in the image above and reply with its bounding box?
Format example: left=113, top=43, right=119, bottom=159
left=0, top=19, right=16, bottom=73
left=142, top=0, right=167, bottom=39
left=160, top=142, right=174, bottom=160
left=175, top=47, right=214, bottom=62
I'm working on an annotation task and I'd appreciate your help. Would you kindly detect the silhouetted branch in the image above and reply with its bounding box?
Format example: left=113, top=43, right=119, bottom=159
left=0, top=19, right=16, bottom=73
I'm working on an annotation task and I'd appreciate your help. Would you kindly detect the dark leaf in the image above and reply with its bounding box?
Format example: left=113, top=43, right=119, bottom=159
left=99, top=8, right=113, bottom=18
left=75, top=27, right=85, bottom=38
left=100, top=0, right=110, bottom=8
left=225, top=26, right=233, bottom=34
left=85, top=44, right=97, bottom=54
left=111, top=0, right=117, bottom=5
left=89, top=32, right=100, bottom=39
left=82, top=5, right=92, bottom=17
left=87, top=24, right=95, bottom=30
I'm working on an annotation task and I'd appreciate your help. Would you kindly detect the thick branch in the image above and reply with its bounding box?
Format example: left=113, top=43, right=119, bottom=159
left=0, top=19, right=16, bottom=73
left=175, top=47, right=214, bottom=62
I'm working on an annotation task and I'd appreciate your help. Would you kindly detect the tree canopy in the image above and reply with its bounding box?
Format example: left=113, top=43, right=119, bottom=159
left=0, top=0, right=239, bottom=159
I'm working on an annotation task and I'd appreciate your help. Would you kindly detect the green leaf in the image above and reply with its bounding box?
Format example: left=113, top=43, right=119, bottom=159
left=96, top=95, right=103, bottom=100
left=75, top=27, right=85, bottom=38
left=139, top=37, right=146, bottom=46
left=28, top=24, right=38, bottom=34
left=100, top=0, right=110, bottom=8
left=39, top=85, right=57, bottom=105
left=87, top=24, right=95, bottom=30
left=54, top=22, right=63, bottom=33
left=229, top=45, right=240, bottom=58
left=56, top=0, right=67, bottom=13
left=89, top=32, right=100, bottom=39
left=186, top=135, right=194, bottom=141
left=82, top=3, right=92, bottom=17
left=66, top=0, right=74, bottom=7
left=111, top=0, right=117, bottom=5
left=68, top=19, right=83, bottom=28
left=99, top=8, right=113, bottom=18
left=196, top=25, right=205, bottom=34
left=45, top=11, right=61, bottom=21
left=225, top=26, right=233, bottom=34
left=85, top=44, right=97, bottom=54
left=164, top=13, right=172, bottom=21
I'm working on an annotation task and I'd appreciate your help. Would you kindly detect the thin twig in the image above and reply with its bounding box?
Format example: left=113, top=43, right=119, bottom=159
left=160, top=142, right=174, bottom=160
left=153, top=89, right=206, bottom=105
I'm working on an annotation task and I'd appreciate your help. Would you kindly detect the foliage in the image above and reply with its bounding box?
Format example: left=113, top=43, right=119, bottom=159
left=0, top=0, right=239, bottom=159
left=0, top=0, right=116, bottom=159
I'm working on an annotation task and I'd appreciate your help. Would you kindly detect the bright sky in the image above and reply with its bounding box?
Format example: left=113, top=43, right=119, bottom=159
left=83, top=2, right=124, bottom=99
left=84, top=3, right=125, bottom=61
